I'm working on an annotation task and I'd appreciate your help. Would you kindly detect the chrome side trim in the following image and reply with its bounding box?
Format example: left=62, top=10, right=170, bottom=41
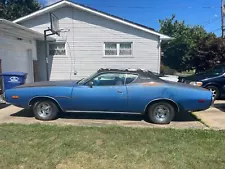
left=28, top=96, right=64, bottom=111
left=55, top=96, right=71, bottom=99
left=144, top=98, right=180, bottom=113
left=65, top=110, right=142, bottom=114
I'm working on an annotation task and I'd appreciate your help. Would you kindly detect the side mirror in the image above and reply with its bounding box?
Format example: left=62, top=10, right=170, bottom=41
left=88, top=81, right=94, bottom=88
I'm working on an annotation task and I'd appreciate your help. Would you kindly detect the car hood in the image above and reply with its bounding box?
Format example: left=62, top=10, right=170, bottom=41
left=16, top=80, right=78, bottom=88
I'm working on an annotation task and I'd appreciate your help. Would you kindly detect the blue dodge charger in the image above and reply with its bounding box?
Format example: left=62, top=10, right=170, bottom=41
left=4, top=69, right=213, bottom=124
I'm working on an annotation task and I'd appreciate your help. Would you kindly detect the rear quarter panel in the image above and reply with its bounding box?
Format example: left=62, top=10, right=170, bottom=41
left=5, top=86, right=73, bottom=110
left=164, top=85, right=212, bottom=111
left=127, top=82, right=212, bottom=113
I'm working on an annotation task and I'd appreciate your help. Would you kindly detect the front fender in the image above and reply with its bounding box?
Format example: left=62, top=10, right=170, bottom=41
left=203, top=82, right=221, bottom=89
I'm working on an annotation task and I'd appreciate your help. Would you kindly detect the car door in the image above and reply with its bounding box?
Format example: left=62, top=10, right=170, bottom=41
left=70, top=73, right=128, bottom=112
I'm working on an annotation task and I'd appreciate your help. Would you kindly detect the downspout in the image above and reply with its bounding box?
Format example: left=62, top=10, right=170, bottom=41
left=158, top=38, right=162, bottom=74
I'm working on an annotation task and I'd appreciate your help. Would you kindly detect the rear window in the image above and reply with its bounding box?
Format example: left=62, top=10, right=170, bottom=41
left=125, top=74, right=138, bottom=84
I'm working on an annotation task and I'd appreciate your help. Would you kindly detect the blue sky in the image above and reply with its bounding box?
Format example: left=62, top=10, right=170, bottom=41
left=39, top=0, right=221, bottom=36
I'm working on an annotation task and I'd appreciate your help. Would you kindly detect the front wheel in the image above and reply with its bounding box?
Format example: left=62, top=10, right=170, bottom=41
left=206, top=86, right=220, bottom=100
left=147, top=102, right=175, bottom=124
left=33, top=100, right=59, bottom=121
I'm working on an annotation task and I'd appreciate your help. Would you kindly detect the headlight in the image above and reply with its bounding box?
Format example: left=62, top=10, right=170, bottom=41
left=190, top=81, right=203, bottom=86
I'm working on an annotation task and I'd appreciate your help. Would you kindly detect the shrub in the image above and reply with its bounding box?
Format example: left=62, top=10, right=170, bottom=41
left=160, top=65, right=177, bottom=75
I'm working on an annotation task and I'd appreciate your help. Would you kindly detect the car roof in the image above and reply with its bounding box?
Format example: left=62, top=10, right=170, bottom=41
left=97, top=68, right=155, bottom=77
left=97, top=68, right=149, bottom=73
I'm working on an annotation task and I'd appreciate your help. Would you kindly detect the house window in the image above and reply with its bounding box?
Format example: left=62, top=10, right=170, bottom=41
left=49, top=43, right=66, bottom=56
left=104, top=42, right=132, bottom=56
left=105, top=43, right=117, bottom=55
left=119, top=43, right=132, bottom=55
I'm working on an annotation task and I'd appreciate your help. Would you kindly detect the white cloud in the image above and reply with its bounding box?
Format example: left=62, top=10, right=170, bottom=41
left=46, top=0, right=60, bottom=5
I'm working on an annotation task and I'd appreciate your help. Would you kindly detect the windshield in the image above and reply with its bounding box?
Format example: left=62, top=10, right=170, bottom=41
left=204, top=65, right=225, bottom=76
left=77, top=72, right=98, bottom=85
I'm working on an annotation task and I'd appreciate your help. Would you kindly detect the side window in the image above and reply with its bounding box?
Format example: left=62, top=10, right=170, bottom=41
left=126, top=74, right=138, bottom=84
left=92, top=73, right=126, bottom=86
left=213, top=66, right=224, bottom=75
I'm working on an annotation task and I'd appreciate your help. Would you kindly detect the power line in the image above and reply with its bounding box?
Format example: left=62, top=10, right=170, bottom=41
left=210, top=28, right=221, bottom=32
left=203, top=17, right=221, bottom=27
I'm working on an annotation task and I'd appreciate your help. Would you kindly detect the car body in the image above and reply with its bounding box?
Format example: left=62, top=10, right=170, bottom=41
left=4, top=68, right=213, bottom=124
left=178, top=65, right=225, bottom=99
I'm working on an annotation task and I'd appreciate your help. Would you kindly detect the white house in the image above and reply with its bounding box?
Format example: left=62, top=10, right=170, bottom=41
left=3, top=0, right=171, bottom=82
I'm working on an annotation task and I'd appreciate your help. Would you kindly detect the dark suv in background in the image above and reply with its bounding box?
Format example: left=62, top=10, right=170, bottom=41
left=178, top=65, right=225, bottom=100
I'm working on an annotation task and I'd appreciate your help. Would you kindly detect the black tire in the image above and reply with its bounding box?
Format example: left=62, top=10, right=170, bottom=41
left=33, top=100, right=59, bottom=121
left=206, top=85, right=220, bottom=100
left=147, top=102, right=175, bottom=124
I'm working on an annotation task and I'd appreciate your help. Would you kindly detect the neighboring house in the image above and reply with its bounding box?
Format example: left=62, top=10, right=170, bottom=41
left=11, top=0, right=171, bottom=81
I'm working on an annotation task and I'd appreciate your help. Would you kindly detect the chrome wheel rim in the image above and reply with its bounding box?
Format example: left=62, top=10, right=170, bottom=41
left=36, top=102, right=52, bottom=118
left=209, top=88, right=217, bottom=99
left=154, top=105, right=170, bottom=121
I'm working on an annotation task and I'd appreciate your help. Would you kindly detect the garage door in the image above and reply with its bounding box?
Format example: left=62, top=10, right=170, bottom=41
left=0, top=48, right=33, bottom=83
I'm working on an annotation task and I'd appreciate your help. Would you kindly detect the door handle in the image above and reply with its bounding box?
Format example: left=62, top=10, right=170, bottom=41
left=117, top=90, right=123, bottom=93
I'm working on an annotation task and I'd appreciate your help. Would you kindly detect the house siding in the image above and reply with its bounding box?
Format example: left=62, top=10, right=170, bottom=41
left=20, top=6, right=160, bottom=80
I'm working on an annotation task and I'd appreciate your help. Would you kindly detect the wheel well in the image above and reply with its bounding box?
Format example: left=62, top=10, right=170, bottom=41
left=145, top=99, right=179, bottom=114
left=29, top=97, right=63, bottom=111
left=205, top=84, right=220, bottom=89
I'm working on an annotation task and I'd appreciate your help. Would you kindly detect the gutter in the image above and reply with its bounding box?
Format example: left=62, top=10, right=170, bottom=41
left=160, top=37, right=175, bottom=41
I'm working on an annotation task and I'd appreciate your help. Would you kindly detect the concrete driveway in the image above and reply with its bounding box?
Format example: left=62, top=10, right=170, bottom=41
left=0, top=104, right=207, bottom=129
left=193, top=100, right=225, bottom=130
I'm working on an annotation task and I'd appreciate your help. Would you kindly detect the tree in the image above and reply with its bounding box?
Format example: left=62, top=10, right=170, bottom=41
left=188, top=37, right=225, bottom=73
left=0, top=0, right=41, bottom=21
left=159, top=15, right=215, bottom=72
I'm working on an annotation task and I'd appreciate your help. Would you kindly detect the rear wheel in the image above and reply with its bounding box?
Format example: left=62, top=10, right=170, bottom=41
left=33, top=100, right=59, bottom=121
left=206, top=86, right=220, bottom=100
left=147, top=102, right=175, bottom=124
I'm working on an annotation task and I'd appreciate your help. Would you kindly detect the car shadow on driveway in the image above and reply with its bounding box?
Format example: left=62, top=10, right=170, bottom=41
left=10, top=109, right=198, bottom=122
left=0, top=104, right=10, bottom=109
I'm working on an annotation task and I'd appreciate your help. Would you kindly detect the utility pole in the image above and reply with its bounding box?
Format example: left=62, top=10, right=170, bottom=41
left=221, top=0, right=225, bottom=38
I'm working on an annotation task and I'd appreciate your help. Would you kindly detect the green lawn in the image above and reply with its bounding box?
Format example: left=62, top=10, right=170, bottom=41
left=0, top=124, right=225, bottom=169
